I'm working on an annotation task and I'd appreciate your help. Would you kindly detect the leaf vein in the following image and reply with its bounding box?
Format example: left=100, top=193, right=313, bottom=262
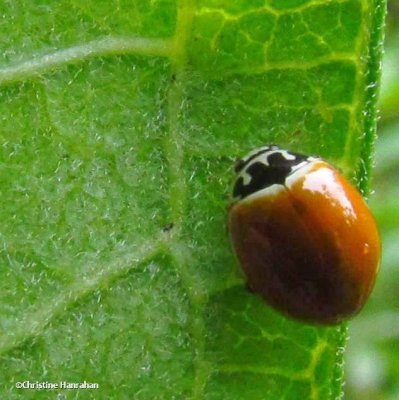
left=0, top=36, right=174, bottom=85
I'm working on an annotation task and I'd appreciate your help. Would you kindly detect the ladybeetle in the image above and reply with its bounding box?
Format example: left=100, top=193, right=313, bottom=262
left=228, top=145, right=380, bottom=325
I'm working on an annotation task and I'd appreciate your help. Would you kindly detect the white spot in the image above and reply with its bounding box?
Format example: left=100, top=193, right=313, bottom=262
left=285, top=159, right=320, bottom=187
left=239, top=145, right=275, bottom=164
left=236, top=149, right=315, bottom=197
left=241, top=168, right=252, bottom=186
left=233, top=183, right=286, bottom=204
left=268, top=149, right=296, bottom=162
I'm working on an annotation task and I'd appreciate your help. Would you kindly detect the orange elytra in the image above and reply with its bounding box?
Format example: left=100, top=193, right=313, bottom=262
left=228, top=145, right=380, bottom=325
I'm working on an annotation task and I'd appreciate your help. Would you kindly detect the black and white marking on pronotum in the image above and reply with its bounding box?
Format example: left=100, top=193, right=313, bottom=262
left=232, top=146, right=317, bottom=202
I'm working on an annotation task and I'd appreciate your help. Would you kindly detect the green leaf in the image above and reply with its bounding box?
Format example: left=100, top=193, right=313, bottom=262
left=379, top=32, right=399, bottom=121
left=0, top=0, right=385, bottom=399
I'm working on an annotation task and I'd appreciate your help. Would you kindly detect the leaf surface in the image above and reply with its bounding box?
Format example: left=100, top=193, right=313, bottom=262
left=0, top=1, right=385, bottom=399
